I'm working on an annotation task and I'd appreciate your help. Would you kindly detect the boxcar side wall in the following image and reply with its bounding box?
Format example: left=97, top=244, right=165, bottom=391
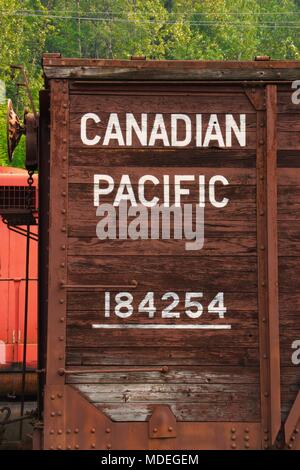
left=40, top=58, right=300, bottom=450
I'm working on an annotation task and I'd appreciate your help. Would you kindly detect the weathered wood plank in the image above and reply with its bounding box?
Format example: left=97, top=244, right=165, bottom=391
left=67, top=310, right=258, bottom=328
left=69, top=148, right=256, bottom=168
left=66, top=327, right=258, bottom=348
left=67, top=255, right=258, bottom=292
left=70, top=93, right=254, bottom=114
left=67, top=236, right=257, bottom=256
left=66, top=365, right=259, bottom=384
left=71, top=382, right=260, bottom=403
left=94, top=401, right=260, bottom=421
left=68, top=166, right=256, bottom=185
left=66, top=346, right=260, bottom=367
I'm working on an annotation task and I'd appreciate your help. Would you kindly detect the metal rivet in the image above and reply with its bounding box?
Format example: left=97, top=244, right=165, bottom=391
left=60, top=317, right=65, bottom=323
left=50, top=430, right=54, bottom=434
left=59, top=299, right=64, bottom=304
left=75, top=444, right=79, bottom=449
left=231, top=443, right=237, bottom=449
left=260, top=175, right=264, bottom=180
left=153, top=428, right=158, bottom=433
left=91, top=443, right=96, bottom=448
left=61, top=262, right=65, bottom=268
left=260, top=122, right=264, bottom=127
left=57, top=411, right=62, bottom=416
left=168, top=426, right=173, bottom=432
left=50, top=395, right=55, bottom=400
left=61, top=245, right=66, bottom=250
left=288, top=443, right=293, bottom=449
left=260, top=211, right=264, bottom=216
left=259, top=140, right=264, bottom=145
left=264, top=429, right=268, bottom=433
left=262, top=318, right=267, bottom=323
left=264, top=436, right=268, bottom=441
left=245, top=443, right=250, bottom=449
left=263, top=354, right=267, bottom=359
left=260, top=245, right=265, bottom=250
left=59, top=336, right=64, bottom=341
left=261, top=282, right=266, bottom=287
left=58, top=430, right=62, bottom=435
left=295, top=428, right=299, bottom=434
left=61, top=192, right=66, bottom=197
left=63, top=139, right=67, bottom=143
left=59, top=355, right=64, bottom=360
left=264, top=444, right=268, bottom=449
left=67, top=445, right=71, bottom=450
left=61, top=209, right=66, bottom=214
left=106, top=444, right=111, bottom=449
left=63, top=104, right=67, bottom=108
left=50, top=446, right=54, bottom=450
left=105, top=428, right=111, bottom=434
left=244, top=428, right=249, bottom=433
left=63, top=121, right=66, bottom=125
left=57, top=393, right=63, bottom=398
left=264, top=392, right=269, bottom=397
left=50, top=412, right=55, bottom=417
left=291, top=436, right=296, bottom=441
left=231, top=428, right=236, bottom=433
left=61, top=227, right=66, bottom=232
left=74, top=428, right=79, bottom=433
left=62, top=174, right=66, bottom=179
left=231, top=435, right=236, bottom=441
left=244, top=436, right=249, bottom=441
left=66, top=429, right=71, bottom=434
left=91, top=428, right=96, bottom=433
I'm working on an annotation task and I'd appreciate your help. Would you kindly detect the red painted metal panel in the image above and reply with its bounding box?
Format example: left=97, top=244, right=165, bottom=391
left=0, top=167, right=38, bottom=370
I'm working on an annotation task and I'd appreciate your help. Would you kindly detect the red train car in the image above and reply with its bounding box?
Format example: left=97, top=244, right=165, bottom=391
left=0, top=167, right=38, bottom=374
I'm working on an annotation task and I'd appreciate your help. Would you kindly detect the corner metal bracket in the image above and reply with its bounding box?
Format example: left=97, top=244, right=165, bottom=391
left=284, top=391, right=300, bottom=450
left=149, top=405, right=177, bottom=439
left=244, top=87, right=266, bottom=111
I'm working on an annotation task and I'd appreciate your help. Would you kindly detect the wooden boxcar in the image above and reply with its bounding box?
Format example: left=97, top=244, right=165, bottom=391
left=36, top=54, right=300, bottom=450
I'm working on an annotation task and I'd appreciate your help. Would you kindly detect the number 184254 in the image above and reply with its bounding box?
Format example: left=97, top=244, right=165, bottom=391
left=104, top=292, right=226, bottom=319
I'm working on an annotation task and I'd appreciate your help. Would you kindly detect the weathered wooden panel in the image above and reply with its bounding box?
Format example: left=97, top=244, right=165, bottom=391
left=42, top=58, right=300, bottom=450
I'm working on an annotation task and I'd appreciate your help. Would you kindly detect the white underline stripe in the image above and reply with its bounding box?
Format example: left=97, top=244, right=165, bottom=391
left=92, top=324, right=232, bottom=330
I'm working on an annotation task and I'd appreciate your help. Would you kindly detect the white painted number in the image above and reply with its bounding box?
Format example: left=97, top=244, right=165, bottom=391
left=161, top=292, right=180, bottom=318
left=115, top=292, right=133, bottom=318
left=138, top=292, right=156, bottom=318
left=104, top=291, right=226, bottom=320
left=185, top=292, right=203, bottom=318
left=208, top=292, right=227, bottom=319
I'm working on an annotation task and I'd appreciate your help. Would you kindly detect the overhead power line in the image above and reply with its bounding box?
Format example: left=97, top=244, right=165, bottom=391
left=1, top=9, right=300, bottom=16
left=1, top=11, right=300, bottom=28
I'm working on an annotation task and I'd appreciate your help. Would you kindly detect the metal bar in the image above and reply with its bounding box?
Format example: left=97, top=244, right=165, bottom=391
left=59, top=366, right=169, bottom=375
left=37, top=89, right=50, bottom=424
left=256, top=96, right=270, bottom=449
left=4, top=225, right=38, bottom=241
left=284, top=391, right=300, bottom=448
left=266, top=84, right=281, bottom=444
left=19, top=223, right=30, bottom=440
left=61, top=280, right=138, bottom=290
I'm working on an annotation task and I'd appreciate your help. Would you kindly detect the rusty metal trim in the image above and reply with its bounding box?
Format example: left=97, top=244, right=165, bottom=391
left=60, top=280, right=138, bottom=290
left=265, top=85, right=281, bottom=444
left=284, top=391, right=300, bottom=446
left=58, top=366, right=169, bottom=375
left=149, top=406, right=177, bottom=439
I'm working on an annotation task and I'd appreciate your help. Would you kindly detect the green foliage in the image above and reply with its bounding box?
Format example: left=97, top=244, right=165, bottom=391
left=1, top=0, right=300, bottom=167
